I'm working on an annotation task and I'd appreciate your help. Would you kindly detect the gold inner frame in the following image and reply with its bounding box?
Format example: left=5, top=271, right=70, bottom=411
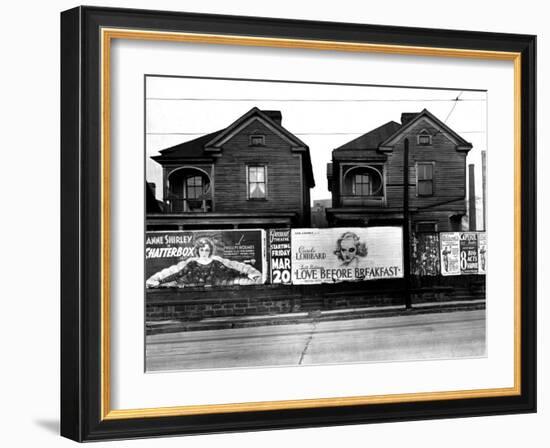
left=100, top=28, right=522, bottom=420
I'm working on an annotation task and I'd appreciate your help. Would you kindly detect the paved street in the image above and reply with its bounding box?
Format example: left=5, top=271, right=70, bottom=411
left=146, top=309, right=486, bottom=371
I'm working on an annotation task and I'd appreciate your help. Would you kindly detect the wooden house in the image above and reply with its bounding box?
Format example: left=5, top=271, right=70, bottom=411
left=148, top=107, right=315, bottom=230
left=326, top=109, right=473, bottom=232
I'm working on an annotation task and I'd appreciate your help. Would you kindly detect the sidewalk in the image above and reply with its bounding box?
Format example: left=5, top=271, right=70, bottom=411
left=147, top=299, right=486, bottom=335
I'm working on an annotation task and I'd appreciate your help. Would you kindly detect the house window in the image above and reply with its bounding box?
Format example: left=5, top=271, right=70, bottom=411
left=185, top=175, right=204, bottom=199
left=342, top=166, right=383, bottom=199
left=417, top=163, right=434, bottom=196
left=248, top=165, right=267, bottom=199
left=249, top=135, right=265, bottom=146
left=417, top=130, right=432, bottom=146
left=353, top=173, right=373, bottom=196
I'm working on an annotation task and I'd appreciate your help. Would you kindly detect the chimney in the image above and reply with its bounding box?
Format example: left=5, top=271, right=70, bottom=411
left=401, top=112, right=419, bottom=125
left=262, top=110, right=282, bottom=126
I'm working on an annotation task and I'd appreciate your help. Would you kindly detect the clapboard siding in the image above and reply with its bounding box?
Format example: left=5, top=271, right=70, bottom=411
left=214, top=120, right=305, bottom=222
left=412, top=211, right=463, bottom=232
left=385, top=120, right=467, bottom=210
left=328, top=115, right=469, bottom=230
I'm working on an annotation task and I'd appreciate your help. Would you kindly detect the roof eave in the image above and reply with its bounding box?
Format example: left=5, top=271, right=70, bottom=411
left=151, top=154, right=216, bottom=164
left=379, top=109, right=473, bottom=151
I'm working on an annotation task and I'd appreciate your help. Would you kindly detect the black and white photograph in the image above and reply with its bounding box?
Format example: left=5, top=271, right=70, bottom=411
left=0, top=0, right=542, bottom=444
left=144, top=75, right=487, bottom=372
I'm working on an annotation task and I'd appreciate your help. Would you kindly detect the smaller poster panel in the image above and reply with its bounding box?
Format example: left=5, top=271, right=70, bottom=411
left=477, top=232, right=487, bottom=274
left=411, top=233, right=440, bottom=276
left=440, top=232, right=461, bottom=276
left=459, top=232, right=479, bottom=274
left=269, top=229, right=292, bottom=284
left=291, top=227, right=403, bottom=285
left=145, top=230, right=266, bottom=288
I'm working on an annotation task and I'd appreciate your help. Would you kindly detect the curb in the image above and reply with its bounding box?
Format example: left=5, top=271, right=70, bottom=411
left=147, top=300, right=486, bottom=335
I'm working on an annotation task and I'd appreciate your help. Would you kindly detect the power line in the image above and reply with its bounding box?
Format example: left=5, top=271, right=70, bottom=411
left=147, top=74, right=487, bottom=93
left=146, top=97, right=483, bottom=103
left=443, top=92, right=464, bottom=123
left=146, top=130, right=486, bottom=136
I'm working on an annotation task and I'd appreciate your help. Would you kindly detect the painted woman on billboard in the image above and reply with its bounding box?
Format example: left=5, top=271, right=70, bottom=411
left=291, top=227, right=403, bottom=284
left=146, top=237, right=263, bottom=288
left=334, top=231, right=368, bottom=268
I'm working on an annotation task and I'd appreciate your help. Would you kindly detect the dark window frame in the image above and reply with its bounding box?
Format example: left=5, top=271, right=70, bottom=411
left=352, top=173, right=374, bottom=197
left=415, top=221, right=438, bottom=233
left=184, top=175, right=204, bottom=200
left=417, top=129, right=432, bottom=146
left=417, top=162, right=435, bottom=197
left=249, top=134, right=266, bottom=146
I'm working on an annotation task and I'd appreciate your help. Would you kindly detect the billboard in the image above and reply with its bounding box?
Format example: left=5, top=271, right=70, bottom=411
left=269, top=229, right=292, bottom=284
left=291, top=227, right=403, bottom=285
left=145, top=230, right=266, bottom=288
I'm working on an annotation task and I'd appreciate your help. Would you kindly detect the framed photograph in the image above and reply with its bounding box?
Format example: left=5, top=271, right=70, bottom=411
left=60, top=6, right=536, bottom=441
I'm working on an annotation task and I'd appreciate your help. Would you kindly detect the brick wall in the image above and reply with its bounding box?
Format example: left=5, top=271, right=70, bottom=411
left=146, top=275, right=485, bottom=323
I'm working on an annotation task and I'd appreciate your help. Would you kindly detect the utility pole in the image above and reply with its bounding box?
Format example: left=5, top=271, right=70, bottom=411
left=481, top=151, right=487, bottom=231
left=403, top=139, right=412, bottom=309
left=468, top=164, right=476, bottom=231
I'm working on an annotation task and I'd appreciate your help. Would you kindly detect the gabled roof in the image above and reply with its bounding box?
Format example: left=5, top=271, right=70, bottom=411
left=204, top=107, right=309, bottom=152
left=334, top=121, right=402, bottom=151
left=379, top=109, right=473, bottom=152
left=332, top=109, right=473, bottom=159
left=152, top=107, right=315, bottom=187
left=152, top=130, right=223, bottom=161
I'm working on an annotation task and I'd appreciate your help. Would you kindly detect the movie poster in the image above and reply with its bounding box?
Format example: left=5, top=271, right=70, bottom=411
left=269, top=229, right=292, bottom=284
left=440, top=232, right=461, bottom=276
left=145, top=230, right=266, bottom=287
left=477, top=232, right=487, bottom=274
left=291, top=227, right=403, bottom=285
left=459, top=232, right=479, bottom=274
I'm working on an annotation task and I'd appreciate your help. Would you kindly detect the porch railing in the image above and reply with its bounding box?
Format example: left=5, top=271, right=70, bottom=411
left=165, top=194, right=212, bottom=213
left=339, top=194, right=385, bottom=207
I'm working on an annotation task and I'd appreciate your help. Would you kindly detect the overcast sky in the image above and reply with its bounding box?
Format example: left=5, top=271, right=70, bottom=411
left=145, top=76, right=486, bottom=207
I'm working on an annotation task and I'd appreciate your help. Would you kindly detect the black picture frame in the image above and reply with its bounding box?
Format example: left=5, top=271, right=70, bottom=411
left=61, top=6, right=536, bottom=442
